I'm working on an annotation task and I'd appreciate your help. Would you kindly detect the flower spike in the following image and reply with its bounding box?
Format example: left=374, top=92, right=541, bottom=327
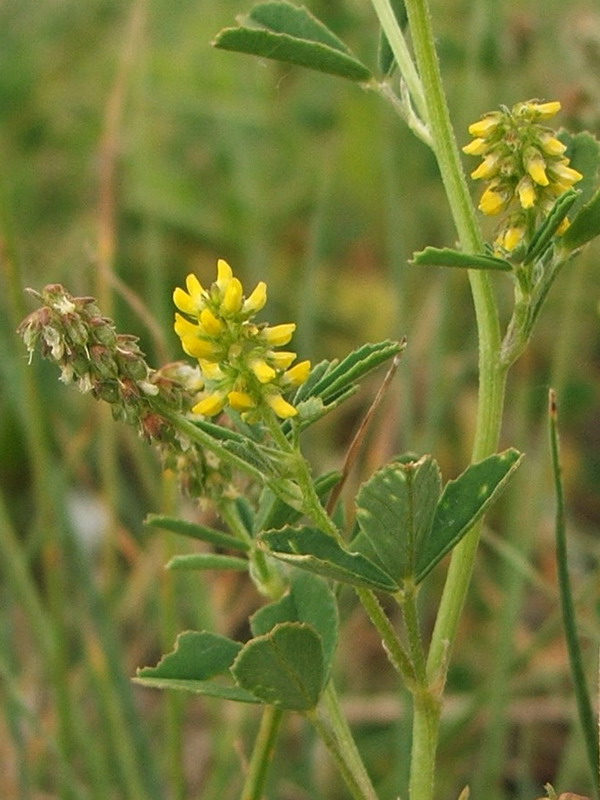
left=464, top=99, right=583, bottom=255
left=172, top=260, right=310, bottom=420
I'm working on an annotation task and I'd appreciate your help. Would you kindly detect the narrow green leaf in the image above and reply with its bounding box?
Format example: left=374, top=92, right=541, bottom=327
left=298, top=340, right=404, bottom=405
left=412, top=246, right=512, bottom=271
left=137, top=631, right=242, bottom=681
left=145, top=514, right=250, bottom=552
left=416, top=449, right=522, bottom=582
left=525, top=189, right=579, bottom=262
left=250, top=571, right=338, bottom=678
left=167, top=554, right=248, bottom=571
left=232, top=622, right=325, bottom=711
left=561, top=187, right=600, bottom=251
left=213, top=10, right=372, bottom=84
left=260, top=526, right=400, bottom=592
left=355, top=456, right=441, bottom=583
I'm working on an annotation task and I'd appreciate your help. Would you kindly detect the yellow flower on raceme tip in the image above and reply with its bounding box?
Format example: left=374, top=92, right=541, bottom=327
left=464, top=99, right=585, bottom=254
left=221, top=277, right=243, bottom=314
left=172, top=259, right=310, bottom=421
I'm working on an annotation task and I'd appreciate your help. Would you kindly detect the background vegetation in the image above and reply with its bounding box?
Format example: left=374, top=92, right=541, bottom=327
left=1, top=0, right=600, bottom=797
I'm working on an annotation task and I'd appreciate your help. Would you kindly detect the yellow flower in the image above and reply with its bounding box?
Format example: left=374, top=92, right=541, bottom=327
left=216, top=258, right=233, bottom=290
left=243, top=282, right=267, bottom=315
left=462, top=137, right=489, bottom=156
left=479, top=184, right=508, bottom=215
left=283, top=360, right=311, bottom=387
left=517, top=176, right=536, bottom=209
left=267, top=393, right=298, bottom=419
left=268, top=351, right=297, bottom=370
left=192, top=391, right=227, bottom=417
left=471, top=153, right=500, bottom=180
left=262, top=323, right=296, bottom=346
left=199, top=308, right=224, bottom=335
left=221, top=277, right=243, bottom=314
left=548, top=162, right=583, bottom=186
left=227, top=390, right=256, bottom=411
left=525, top=149, right=549, bottom=186
left=180, top=335, right=219, bottom=360
left=539, top=133, right=567, bottom=157
left=251, top=359, right=277, bottom=384
left=468, top=113, right=502, bottom=139
left=530, top=100, right=561, bottom=119
left=173, top=259, right=310, bottom=423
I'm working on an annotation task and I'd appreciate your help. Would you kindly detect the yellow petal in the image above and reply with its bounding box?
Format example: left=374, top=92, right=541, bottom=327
left=267, top=393, right=297, bottom=419
left=227, top=390, right=256, bottom=411
left=181, top=335, right=218, bottom=359
left=185, top=273, right=204, bottom=301
left=468, top=114, right=501, bottom=139
left=262, top=323, right=296, bottom=346
left=471, top=154, right=500, bottom=180
left=173, top=287, right=197, bottom=316
left=251, top=359, right=277, bottom=384
left=531, top=100, right=561, bottom=119
left=199, top=360, right=224, bottom=380
left=174, top=312, right=200, bottom=338
left=243, top=281, right=267, bottom=315
left=549, top=162, right=583, bottom=186
left=517, top=176, right=536, bottom=209
left=479, top=185, right=507, bottom=215
left=539, top=134, right=567, bottom=156
left=526, top=153, right=549, bottom=186
left=269, top=351, right=297, bottom=370
left=192, top=392, right=226, bottom=417
left=199, top=308, right=224, bottom=335
left=216, top=258, right=233, bottom=289
left=284, top=360, right=311, bottom=386
left=221, top=277, right=243, bottom=314
left=462, top=138, right=489, bottom=156
left=502, top=224, right=526, bottom=252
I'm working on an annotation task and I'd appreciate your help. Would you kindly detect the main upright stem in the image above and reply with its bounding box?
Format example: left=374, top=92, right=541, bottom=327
left=372, top=0, right=508, bottom=796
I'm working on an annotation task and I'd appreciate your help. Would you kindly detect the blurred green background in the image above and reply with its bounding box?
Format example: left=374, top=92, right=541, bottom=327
left=1, top=0, right=600, bottom=798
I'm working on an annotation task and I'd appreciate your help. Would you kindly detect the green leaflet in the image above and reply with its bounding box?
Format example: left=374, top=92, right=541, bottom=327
left=232, top=622, right=325, bottom=711
left=260, top=526, right=400, bottom=592
left=415, top=448, right=523, bottom=581
left=213, top=2, right=372, bottom=83
left=412, top=246, right=512, bottom=271
left=355, top=456, right=441, bottom=582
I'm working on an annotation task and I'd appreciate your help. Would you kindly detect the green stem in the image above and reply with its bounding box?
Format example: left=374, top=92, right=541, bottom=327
left=372, top=1, right=509, bottom=797
left=309, top=685, right=379, bottom=800
left=549, top=391, right=600, bottom=797
left=241, top=706, right=284, bottom=800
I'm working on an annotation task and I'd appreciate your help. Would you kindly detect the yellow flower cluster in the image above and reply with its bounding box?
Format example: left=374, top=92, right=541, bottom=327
left=173, top=259, right=310, bottom=419
left=464, top=100, right=583, bottom=254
